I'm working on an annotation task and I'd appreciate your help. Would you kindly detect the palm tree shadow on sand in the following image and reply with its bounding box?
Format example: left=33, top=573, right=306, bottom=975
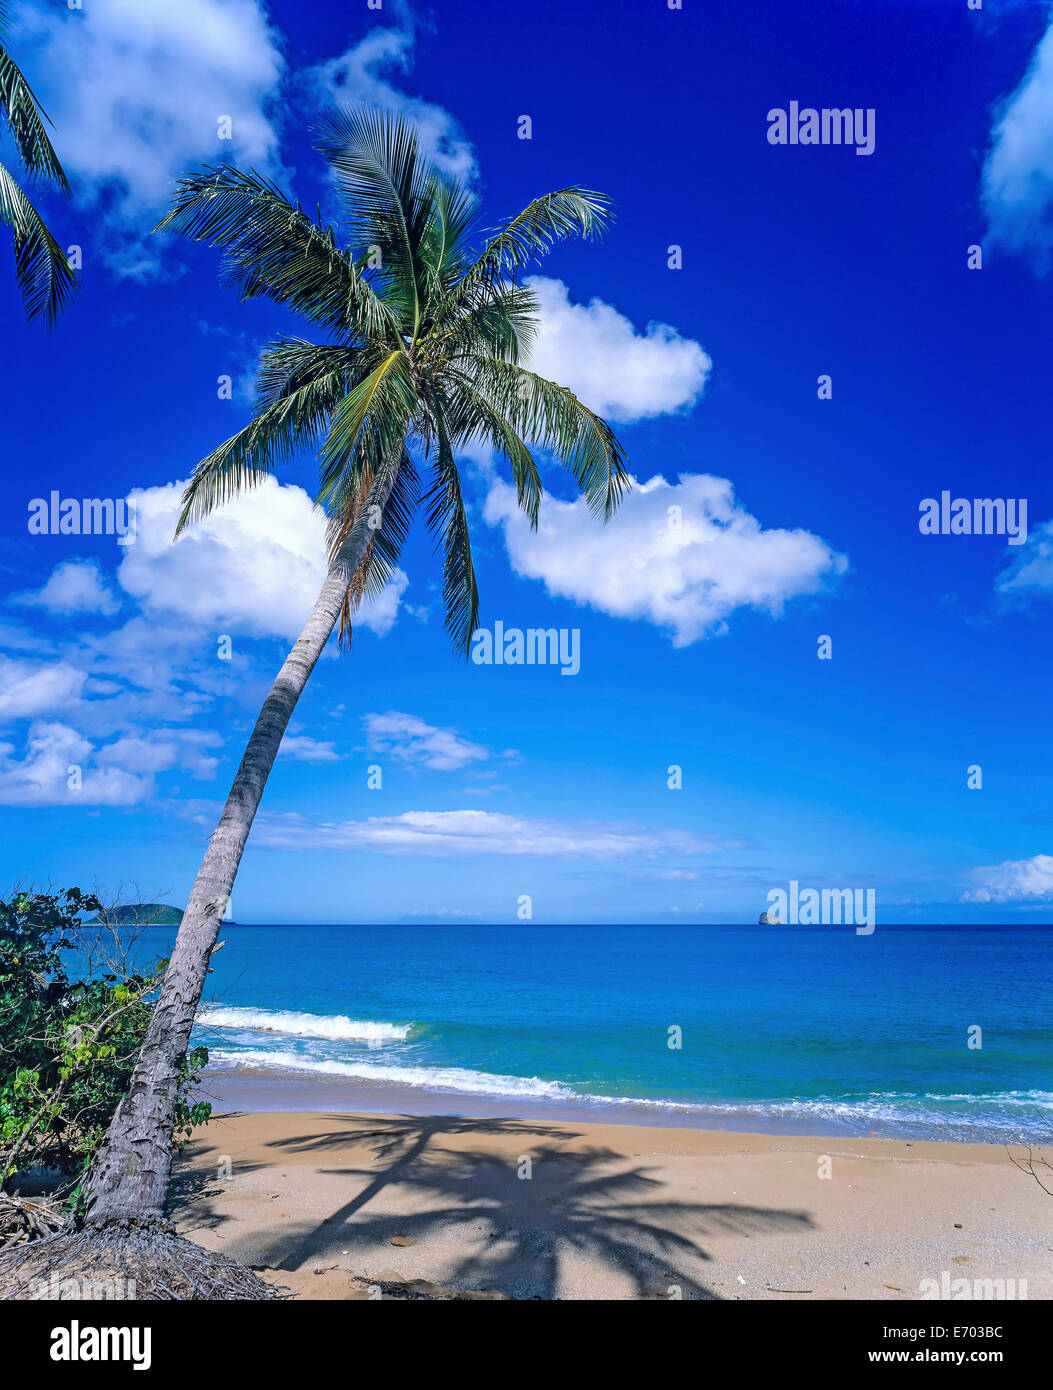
left=176, top=1114, right=815, bottom=1300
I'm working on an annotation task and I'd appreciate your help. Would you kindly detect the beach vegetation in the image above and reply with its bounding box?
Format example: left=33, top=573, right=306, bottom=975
left=0, top=888, right=208, bottom=1246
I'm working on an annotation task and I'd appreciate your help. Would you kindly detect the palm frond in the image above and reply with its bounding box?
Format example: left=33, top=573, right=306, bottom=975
left=436, top=282, right=538, bottom=365
left=469, top=358, right=629, bottom=520
left=313, top=107, right=434, bottom=336
left=458, top=188, right=612, bottom=297
left=176, top=355, right=351, bottom=533
left=419, top=174, right=478, bottom=300
left=424, top=413, right=479, bottom=656
left=0, top=158, right=77, bottom=326
left=443, top=371, right=542, bottom=528
left=154, top=167, right=395, bottom=339
left=0, top=48, right=69, bottom=190
left=327, top=446, right=420, bottom=650
left=316, top=348, right=417, bottom=503
left=252, top=336, right=364, bottom=411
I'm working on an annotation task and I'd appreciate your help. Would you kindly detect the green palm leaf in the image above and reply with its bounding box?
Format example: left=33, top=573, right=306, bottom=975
left=154, top=168, right=396, bottom=340
left=164, top=106, right=631, bottom=654
left=177, top=350, right=356, bottom=532
left=313, top=107, right=434, bottom=337
left=0, top=49, right=68, bottom=190
left=458, top=188, right=613, bottom=297
left=468, top=358, right=630, bottom=519
left=0, top=158, right=77, bottom=327
left=0, top=26, right=77, bottom=326
left=425, top=414, right=480, bottom=655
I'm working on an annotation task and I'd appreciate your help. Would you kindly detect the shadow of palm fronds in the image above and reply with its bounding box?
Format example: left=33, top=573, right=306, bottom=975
left=178, top=1114, right=815, bottom=1299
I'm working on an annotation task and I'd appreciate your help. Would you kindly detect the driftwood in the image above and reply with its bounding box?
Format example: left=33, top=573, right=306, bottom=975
left=0, top=1193, right=68, bottom=1247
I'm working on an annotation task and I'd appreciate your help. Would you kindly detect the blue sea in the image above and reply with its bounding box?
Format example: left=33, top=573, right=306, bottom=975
left=139, top=923, right=1051, bottom=1142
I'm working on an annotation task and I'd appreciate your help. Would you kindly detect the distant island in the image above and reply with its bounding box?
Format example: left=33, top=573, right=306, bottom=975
left=88, top=902, right=183, bottom=926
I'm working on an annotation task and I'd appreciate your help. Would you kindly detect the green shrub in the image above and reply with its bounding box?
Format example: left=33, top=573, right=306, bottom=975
left=0, top=887, right=209, bottom=1212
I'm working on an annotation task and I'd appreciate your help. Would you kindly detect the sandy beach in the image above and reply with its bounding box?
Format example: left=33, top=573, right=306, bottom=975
left=169, top=1109, right=1053, bottom=1301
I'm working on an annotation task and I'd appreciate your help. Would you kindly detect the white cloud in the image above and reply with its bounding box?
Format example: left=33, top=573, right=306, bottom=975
left=253, top=808, right=735, bottom=858
left=95, top=730, right=220, bottom=779
left=307, top=24, right=476, bottom=182
left=0, top=722, right=154, bottom=807
left=964, top=853, right=1053, bottom=903
left=17, top=0, right=285, bottom=270
left=485, top=472, right=846, bottom=647
left=525, top=277, right=711, bottom=422
left=0, top=720, right=221, bottom=806
left=13, top=560, right=119, bottom=616
left=0, top=478, right=407, bottom=809
left=116, top=476, right=406, bottom=640
left=279, top=735, right=340, bottom=764
left=996, top=519, right=1053, bottom=597
left=0, top=655, right=88, bottom=718
left=363, top=710, right=491, bottom=771
left=0, top=623, right=58, bottom=654
left=983, top=16, right=1053, bottom=263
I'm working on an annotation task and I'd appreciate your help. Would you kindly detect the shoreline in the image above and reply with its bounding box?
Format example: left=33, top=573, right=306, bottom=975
left=172, top=1107, right=1053, bottom=1301
left=198, top=1064, right=1050, bottom=1145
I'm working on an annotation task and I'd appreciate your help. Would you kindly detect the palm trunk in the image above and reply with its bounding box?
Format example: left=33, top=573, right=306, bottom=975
left=84, top=480, right=392, bottom=1227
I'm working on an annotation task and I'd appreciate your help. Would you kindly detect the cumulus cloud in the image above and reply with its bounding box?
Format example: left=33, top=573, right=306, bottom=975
left=363, top=711, right=491, bottom=771
left=116, top=476, right=407, bottom=640
left=0, top=478, right=408, bottom=808
left=963, top=853, right=1053, bottom=903
left=484, top=472, right=846, bottom=647
left=0, top=722, right=153, bottom=806
left=0, top=719, right=221, bottom=806
left=995, top=519, right=1053, bottom=597
left=306, top=23, right=476, bottom=181
left=16, top=0, right=285, bottom=270
left=279, top=735, right=341, bottom=764
left=525, top=277, right=711, bottom=422
left=0, top=655, right=88, bottom=718
left=982, top=15, right=1053, bottom=264
left=13, top=560, right=120, bottom=616
left=95, top=730, right=220, bottom=779
left=253, top=808, right=735, bottom=858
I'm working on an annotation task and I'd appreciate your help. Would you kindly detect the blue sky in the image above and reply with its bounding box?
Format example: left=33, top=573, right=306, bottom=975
left=2, top=0, right=1053, bottom=924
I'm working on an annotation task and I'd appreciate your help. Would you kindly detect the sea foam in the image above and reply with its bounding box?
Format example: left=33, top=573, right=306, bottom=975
left=208, top=1048, right=573, bottom=1099
left=197, top=1005, right=412, bottom=1044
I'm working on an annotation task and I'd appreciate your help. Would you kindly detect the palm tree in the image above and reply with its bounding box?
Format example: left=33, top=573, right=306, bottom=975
left=0, top=1, right=78, bottom=325
left=80, top=109, right=630, bottom=1241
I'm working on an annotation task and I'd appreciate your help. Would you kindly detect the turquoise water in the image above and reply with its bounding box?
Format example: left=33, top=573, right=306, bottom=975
left=144, top=923, right=1050, bottom=1140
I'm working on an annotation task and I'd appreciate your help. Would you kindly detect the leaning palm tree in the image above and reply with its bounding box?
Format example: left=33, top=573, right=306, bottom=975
left=0, top=108, right=629, bottom=1297
left=0, top=1, right=78, bottom=325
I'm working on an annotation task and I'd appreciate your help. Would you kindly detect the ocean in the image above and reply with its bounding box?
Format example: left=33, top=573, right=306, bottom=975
left=136, top=923, right=1051, bottom=1142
